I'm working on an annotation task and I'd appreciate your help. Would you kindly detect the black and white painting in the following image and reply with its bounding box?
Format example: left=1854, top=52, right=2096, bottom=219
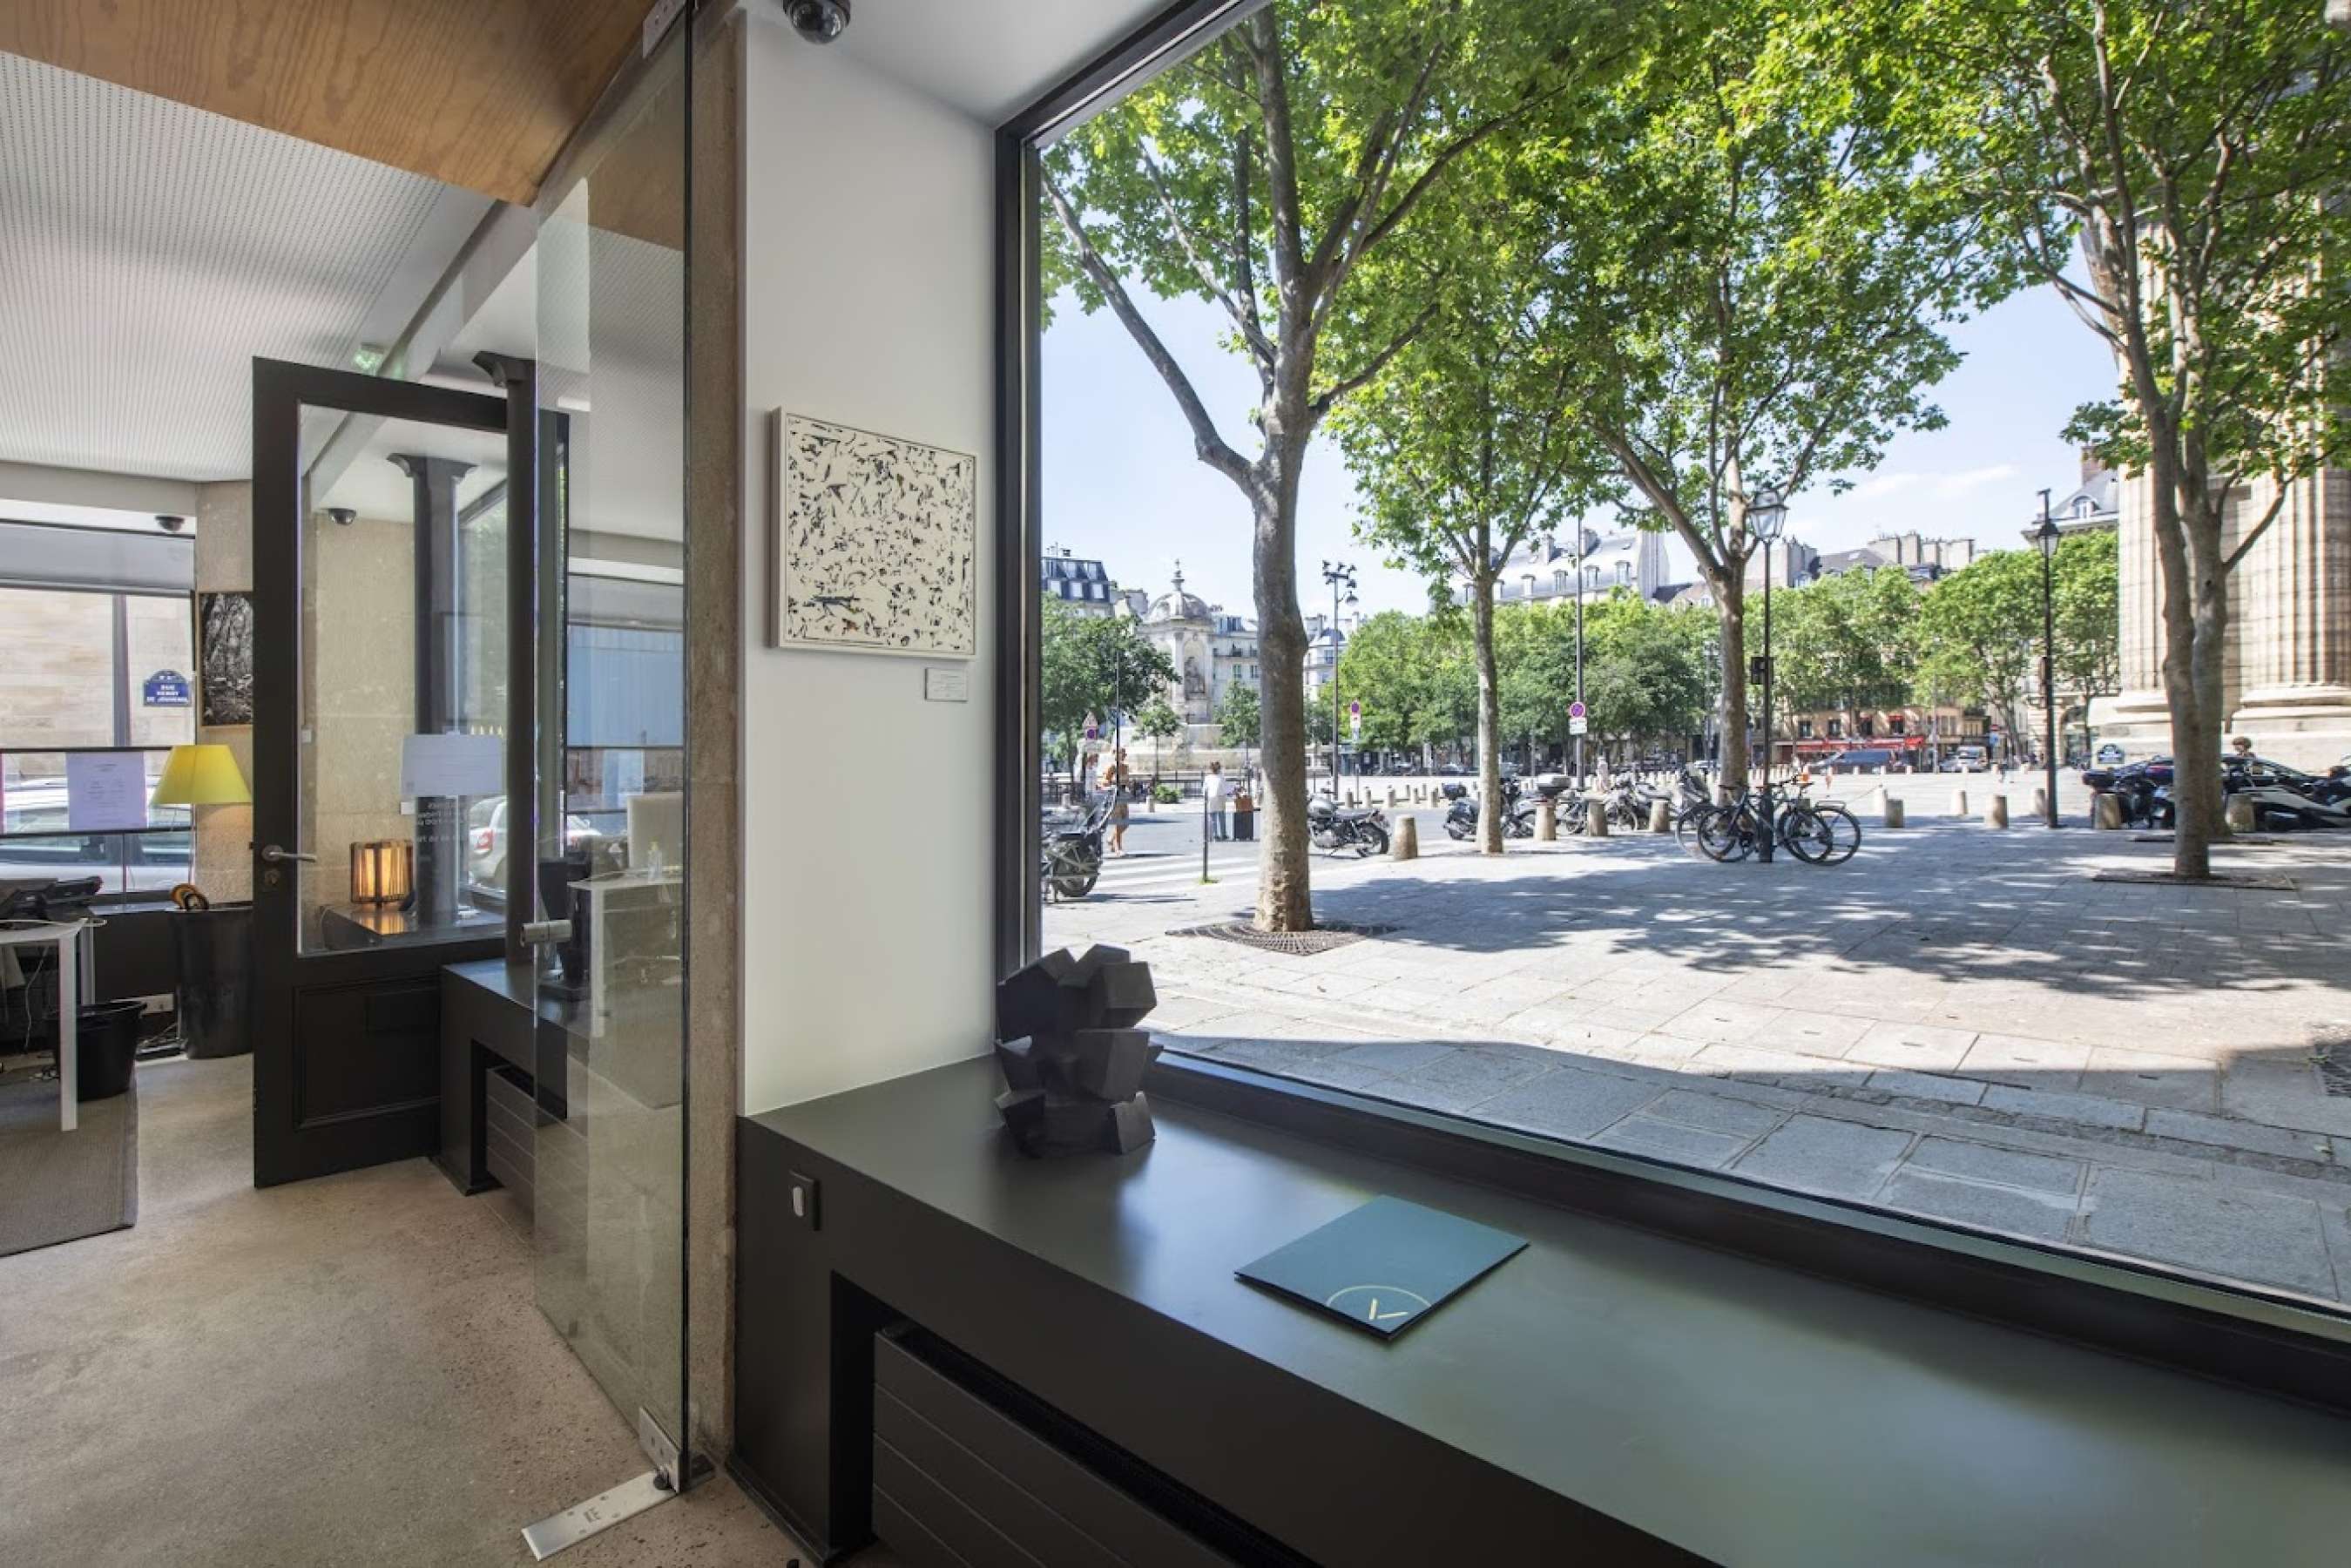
left=197, top=591, right=255, bottom=727
left=774, top=411, right=976, bottom=657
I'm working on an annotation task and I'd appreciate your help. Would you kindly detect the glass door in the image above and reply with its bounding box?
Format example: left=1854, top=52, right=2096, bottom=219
left=528, top=32, right=692, bottom=1479
left=249, top=364, right=528, bottom=1185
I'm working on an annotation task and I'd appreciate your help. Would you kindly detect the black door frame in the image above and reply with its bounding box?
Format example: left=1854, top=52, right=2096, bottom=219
left=249, top=356, right=535, bottom=1186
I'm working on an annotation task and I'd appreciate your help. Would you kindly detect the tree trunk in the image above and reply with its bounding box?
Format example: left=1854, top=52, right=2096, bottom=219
left=1472, top=572, right=1503, bottom=855
left=1252, top=451, right=1314, bottom=931
left=1715, top=574, right=1750, bottom=789
left=2162, top=489, right=2229, bottom=880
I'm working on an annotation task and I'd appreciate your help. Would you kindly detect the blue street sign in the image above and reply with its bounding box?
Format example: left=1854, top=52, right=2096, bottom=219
left=142, top=669, right=192, bottom=707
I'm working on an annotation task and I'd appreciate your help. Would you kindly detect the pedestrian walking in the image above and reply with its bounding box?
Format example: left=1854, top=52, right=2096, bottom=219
left=1107, top=748, right=1131, bottom=855
left=1204, top=761, right=1229, bottom=841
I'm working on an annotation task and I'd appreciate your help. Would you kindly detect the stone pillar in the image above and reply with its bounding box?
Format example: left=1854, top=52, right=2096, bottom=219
left=192, top=481, right=253, bottom=902
left=1391, top=816, right=1418, bottom=860
left=2230, top=468, right=2351, bottom=768
left=2088, top=468, right=2177, bottom=760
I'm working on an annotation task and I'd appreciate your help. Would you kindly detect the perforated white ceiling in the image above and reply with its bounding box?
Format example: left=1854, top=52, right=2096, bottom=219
left=0, top=51, right=483, bottom=483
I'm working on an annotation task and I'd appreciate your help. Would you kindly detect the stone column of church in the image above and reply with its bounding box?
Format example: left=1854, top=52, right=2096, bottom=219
left=2088, top=468, right=2175, bottom=757
left=2229, top=467, right=2351, bottom=767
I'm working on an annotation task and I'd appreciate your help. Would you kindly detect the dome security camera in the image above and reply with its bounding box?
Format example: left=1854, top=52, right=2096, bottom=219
left=155, top=514, right=187, bottom=533
left=328, top=508, right=357, bottom=527
left=786, top=0, right=850, bottom=44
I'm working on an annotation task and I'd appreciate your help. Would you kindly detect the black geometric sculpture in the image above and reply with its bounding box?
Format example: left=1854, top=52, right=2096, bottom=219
left=993, top=945, right=1161, bottom=1157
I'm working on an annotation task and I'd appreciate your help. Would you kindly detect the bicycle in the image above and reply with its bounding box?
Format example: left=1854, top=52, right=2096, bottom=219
left=1686, top=780, right=1861, bottom=867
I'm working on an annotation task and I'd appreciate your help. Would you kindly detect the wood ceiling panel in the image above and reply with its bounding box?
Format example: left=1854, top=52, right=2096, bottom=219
left=1, top=0, right=651, bottom=205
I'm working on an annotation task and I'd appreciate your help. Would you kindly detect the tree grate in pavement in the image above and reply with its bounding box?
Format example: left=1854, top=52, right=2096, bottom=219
left=2316, top=1041, right=2351, bottom=1100
left=1168, top=921, right=1401, bottom=956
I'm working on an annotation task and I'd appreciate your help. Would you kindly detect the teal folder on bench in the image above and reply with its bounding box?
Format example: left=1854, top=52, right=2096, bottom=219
left=1236, top=1196, right=1528, bottom=1340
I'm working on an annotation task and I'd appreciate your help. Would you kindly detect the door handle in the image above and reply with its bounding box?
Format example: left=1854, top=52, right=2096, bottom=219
left=260, top=844, right=317, bottom=864
left=521, top=918, right=572, bottom=946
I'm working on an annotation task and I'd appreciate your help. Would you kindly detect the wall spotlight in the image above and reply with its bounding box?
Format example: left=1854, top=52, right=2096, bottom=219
left=786, top=0, right=850, bottom=44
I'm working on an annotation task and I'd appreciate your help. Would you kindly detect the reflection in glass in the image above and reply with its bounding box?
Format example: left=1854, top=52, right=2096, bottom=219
left=295, top=413, right=508, bottom=953
left=530, top=45, right=691, bottom=1461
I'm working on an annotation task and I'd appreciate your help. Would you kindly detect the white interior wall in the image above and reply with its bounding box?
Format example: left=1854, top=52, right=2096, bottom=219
left=739, top=20, right=997, bottom=1114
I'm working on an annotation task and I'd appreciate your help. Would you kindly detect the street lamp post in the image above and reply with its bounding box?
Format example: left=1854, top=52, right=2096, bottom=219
left=1747, top=485, right=1788, bottom=863
left=2036, top=491, right=2063, bottom=828
left=1572, top=537, right=1587, bottom=784
left=1321, top=560, right=1356, bottom=794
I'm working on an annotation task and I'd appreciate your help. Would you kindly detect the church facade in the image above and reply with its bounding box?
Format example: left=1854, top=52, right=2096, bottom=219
left=2089, top=469, right=2351, bottom=768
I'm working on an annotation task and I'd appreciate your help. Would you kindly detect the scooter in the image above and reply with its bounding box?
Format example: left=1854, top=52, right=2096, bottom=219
left=2223, top=765, right=2351, bottom=831
left=1307, top=794, right=1390, bottom=855
left=1442, top=777, right=1535, bottom=841
left=1040, top=801, right=1108, bottom=900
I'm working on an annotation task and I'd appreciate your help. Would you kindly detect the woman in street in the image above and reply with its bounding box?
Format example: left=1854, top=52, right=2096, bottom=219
left=1204, top=760, right=1228, bottom=840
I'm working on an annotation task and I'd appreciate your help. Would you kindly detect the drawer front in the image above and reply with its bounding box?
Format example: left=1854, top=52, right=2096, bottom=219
left=874, top=1332, right=1233, bottom=1568
left=483, top=1064, right=536, bottom=1212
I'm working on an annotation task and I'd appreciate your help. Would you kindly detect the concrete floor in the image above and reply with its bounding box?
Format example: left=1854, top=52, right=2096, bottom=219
left=0, top=1054, right=814, bottom=1567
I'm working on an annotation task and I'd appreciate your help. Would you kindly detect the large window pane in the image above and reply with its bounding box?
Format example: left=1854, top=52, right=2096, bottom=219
left=1021, top=0, right=2347, bottom=1319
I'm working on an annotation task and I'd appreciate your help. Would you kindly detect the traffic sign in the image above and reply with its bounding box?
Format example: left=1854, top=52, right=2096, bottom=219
left=1569, top=716, right=1588, bottom=736
left=1349, top=700, right=1361, bottom=717
left=1568, top=700, right=1586, bottom=720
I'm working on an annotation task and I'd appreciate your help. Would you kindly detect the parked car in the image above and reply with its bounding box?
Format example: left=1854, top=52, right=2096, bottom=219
left=1939, top=745, right=1990, bottom=773
left=468, top=797, right=597, bottom=886
left=1818, top=747, right=1897, bottom=774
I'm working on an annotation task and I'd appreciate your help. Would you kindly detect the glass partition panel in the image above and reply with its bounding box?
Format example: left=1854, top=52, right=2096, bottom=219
left=531, top=36, right=691, bottom=1468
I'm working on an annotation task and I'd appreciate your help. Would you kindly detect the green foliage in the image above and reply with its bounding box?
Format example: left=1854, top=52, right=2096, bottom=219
left=1911, top=551, right=2040, bottom=744
left=1333, top=591, right=1707, bottom=756
left=1215, top=680, right=1261, bottom=749
left=1137, top=700, right=1184, bottom=744
left=1152, top=782, right=1181, bottom=805
left=1039, top=602, right=1179, bottom=765
left=1767, top=567, right=1922, bottom=723
left=2054, top=530, right=2119, bottom=702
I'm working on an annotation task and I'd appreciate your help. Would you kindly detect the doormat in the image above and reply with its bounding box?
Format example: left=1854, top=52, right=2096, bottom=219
left=2091, top=868, right=2297, bottom=890
left=1169, top=921, right=1400, bottom=956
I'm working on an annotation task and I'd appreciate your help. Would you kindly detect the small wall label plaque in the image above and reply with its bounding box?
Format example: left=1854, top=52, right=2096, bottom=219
left=924, top=667, right=970, bottom=703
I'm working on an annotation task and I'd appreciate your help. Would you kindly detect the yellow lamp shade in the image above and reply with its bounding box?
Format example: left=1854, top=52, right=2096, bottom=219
left=150, top=744, right=252, bottom=808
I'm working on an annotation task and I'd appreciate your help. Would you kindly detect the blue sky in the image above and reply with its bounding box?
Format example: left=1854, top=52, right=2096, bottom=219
left=1042, top=279, right=2120, bottom=620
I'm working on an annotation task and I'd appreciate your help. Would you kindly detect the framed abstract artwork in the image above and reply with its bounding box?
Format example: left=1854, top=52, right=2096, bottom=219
left=196, top=590, right=255, bottom=727
left=771, top=410, right=976, bottom=658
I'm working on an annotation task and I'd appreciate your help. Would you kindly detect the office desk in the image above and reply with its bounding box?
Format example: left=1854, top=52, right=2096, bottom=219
left=1, top=920, right=89, bottom=1132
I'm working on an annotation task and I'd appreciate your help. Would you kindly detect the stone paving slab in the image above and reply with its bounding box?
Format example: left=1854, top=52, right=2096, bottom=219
left=1050, top=809, right=2351, bottom=1304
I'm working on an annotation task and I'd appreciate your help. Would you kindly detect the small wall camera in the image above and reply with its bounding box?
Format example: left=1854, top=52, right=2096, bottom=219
left=154, top=514, right=187, bottom=533
left=786, top=0, right=850, bottom=44
left=328, top=508, right=357, bottom=527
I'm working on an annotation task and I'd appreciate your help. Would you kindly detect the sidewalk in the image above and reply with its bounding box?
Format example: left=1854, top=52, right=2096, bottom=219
left=1044, top=808, right=2351, bottom=1304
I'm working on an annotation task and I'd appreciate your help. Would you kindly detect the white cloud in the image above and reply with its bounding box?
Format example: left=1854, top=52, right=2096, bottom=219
left=1929, top=463, right=2019, bottom=497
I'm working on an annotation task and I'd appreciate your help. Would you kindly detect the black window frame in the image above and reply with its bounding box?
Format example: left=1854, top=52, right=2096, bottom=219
left=992, top=0, right=2351, bottom=1414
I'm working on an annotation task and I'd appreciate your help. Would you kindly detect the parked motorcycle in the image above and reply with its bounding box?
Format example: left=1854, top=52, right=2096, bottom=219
left=1307, top=794, right=1390, bottom=855
left=1442, top=778, right=1535, bottom=841
left=1040, top=801, right=1108, bottom=900
left=2223, top=760, right=2351, bottom=831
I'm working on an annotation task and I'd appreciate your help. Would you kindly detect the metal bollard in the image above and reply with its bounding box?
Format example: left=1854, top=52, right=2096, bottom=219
left=1392, top=815, right=1419, bottom=860
left=1386, top=787, right=1397, bottom=808
left=1987, top=794, right=2009, bottom=828
left=1649, top=799, right=1671, bottom=833
left=1537, top=799, right=1557, bottom=841
left=1953, top=789, right=1968, bottom=818
left=2225, top=794, right=2257, bottom=834
left=1884, top=798, right=1905, bottom=828
left=1587, top=799, right=1609, bottom=836
left=2093, top=792, right=2123, bottom=830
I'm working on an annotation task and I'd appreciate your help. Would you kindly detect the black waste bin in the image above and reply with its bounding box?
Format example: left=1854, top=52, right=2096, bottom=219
left=77, top=1000, right=143, bottom=1101
left=1233, top=800, right=1255, bottom=841
left=174, top=903, right=253, bottom=1058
